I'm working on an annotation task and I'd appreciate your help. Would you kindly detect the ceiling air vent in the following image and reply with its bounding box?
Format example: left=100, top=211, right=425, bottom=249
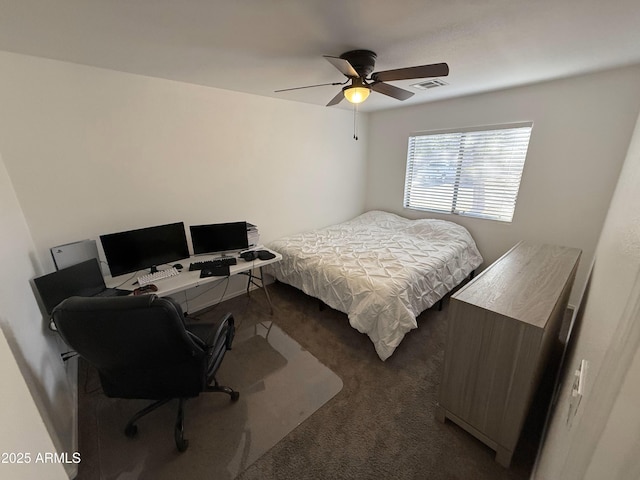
left=411, top=79, right=448, bottom=90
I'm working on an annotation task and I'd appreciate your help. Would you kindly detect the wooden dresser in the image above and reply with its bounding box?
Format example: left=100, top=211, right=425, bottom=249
left=436, top=241, right=581, bottom=467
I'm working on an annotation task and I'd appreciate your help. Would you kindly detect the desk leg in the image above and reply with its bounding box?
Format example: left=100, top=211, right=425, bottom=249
left=259, top=266, right=274, bottom=315
left=244, top=267, right=274, bottom=315
left=246, top=270, right=253, bottom=295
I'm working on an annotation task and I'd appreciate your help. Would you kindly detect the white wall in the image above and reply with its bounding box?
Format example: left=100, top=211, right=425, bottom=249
left=0, top=155, right=76, bottom=478
left=0, top=50, right=367, bottom=274
left=0, top=329, right=68, bottom=480
left=535, top=99, right=640, bottom=479
left=365, top=65, right=640, bottom=305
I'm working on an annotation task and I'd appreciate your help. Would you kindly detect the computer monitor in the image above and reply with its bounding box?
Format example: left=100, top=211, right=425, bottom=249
left=34, top=258, right=106, bottom=315
left=190, top=221, right=249, bottom=256
left=100, top=222, right=189, bottom=277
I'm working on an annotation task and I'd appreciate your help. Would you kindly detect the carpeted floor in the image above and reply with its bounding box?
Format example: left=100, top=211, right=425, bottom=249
left=78, top=281, right=544, bottom=479
left=231, top=282, right=542, bottom=480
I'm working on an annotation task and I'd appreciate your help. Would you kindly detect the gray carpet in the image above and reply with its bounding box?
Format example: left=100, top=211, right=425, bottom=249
left=234, top=282, right=538, bottom=480
left=78, top=281, right=541, bottom=479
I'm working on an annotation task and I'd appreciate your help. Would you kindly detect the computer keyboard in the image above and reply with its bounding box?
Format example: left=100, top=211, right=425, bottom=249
left=189, top=257, right=237, bottom=271
left=137, top=267, right=180, bottom=286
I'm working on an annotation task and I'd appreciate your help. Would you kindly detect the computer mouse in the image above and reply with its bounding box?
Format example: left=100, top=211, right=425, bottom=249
left=173, top=263, right=183, bottom=270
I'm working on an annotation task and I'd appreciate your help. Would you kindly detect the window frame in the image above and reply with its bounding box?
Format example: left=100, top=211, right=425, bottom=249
left=403, top=122, right=533, bottom=223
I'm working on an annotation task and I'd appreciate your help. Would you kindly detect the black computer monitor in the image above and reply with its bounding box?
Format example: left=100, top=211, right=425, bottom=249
left=190, top=221, right=248, bottom=256
left=100, top=222, right=189, bottom=276
left=34, top=259, right=106, bottom=315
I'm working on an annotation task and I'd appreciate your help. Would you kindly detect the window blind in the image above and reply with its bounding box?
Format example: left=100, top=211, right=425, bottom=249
left=404, top=123, right=532, bottom=222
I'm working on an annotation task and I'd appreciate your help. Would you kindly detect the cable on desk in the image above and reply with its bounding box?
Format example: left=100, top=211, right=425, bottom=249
left=114, top=272, right=137, bottom=289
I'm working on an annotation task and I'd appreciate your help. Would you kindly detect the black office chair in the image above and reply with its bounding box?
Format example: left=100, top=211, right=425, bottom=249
left=51, top=294, right=239, bottom=452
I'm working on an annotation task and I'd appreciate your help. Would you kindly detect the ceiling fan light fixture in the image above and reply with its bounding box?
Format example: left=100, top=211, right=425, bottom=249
left=343, top=86, right=370, bottom=104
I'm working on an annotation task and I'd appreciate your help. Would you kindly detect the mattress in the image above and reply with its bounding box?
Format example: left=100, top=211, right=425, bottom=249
left=266, top=210, right=483, bottom=360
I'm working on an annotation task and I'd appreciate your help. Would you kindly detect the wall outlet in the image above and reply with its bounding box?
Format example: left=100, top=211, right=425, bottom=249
left=567, top=359, right=588, bottom=426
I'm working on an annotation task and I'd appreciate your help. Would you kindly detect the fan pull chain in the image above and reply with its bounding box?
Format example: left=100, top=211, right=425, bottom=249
left=353, top=103, right=359, bottom=141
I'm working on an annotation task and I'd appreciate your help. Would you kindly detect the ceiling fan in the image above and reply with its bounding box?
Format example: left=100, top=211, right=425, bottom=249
left=275, top=50, right=449, bottom=106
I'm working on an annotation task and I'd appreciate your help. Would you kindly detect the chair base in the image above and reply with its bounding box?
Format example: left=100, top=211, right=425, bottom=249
left=206, top=383, right=240, bottom=402
left=123, top=384, right=239, bottom=452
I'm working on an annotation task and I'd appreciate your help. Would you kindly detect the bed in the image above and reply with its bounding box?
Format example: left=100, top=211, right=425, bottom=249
left=266, top=210, right=483, bottom=360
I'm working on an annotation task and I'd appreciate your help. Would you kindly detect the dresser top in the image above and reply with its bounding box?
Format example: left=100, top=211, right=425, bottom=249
left=452, top=241, right=581, bottom=328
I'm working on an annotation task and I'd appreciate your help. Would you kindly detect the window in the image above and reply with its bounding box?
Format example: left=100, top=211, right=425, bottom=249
left=404, top=122, right=532, bottom=222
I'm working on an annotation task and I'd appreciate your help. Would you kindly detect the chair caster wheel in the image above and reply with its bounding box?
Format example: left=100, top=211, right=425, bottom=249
left=124, top=424, right=138, bottom=437
left=176, top=437, right=189, bottom=452
left=175, top=427, right=189, bottom=452
left=231, top=391, right=240, bottom=402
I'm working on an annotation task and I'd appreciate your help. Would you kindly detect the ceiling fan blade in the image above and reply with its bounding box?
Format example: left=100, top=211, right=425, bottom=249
left=275, top=81, right=346, bottom=93
left=370, top=82, right=414, bottom=101
left=326, top=90, right=344, bottom=106
left=323, top=55, right=359, bottom=77
left=371, top=62, right=449, bottom=82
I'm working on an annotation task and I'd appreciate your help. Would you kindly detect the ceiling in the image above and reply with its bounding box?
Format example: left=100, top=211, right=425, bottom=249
left=1, top=0, right=639, bottom=112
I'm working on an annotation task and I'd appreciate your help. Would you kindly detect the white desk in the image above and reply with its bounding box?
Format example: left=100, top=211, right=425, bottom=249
left=105, top=248, right=282, bottom=314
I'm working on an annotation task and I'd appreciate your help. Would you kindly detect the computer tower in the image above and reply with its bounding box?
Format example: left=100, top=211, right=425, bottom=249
left=50, top=239, right=100, bottom=270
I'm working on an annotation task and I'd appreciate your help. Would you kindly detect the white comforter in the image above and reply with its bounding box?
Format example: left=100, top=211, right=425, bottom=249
left=266, top=211, right=483, bottom=360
